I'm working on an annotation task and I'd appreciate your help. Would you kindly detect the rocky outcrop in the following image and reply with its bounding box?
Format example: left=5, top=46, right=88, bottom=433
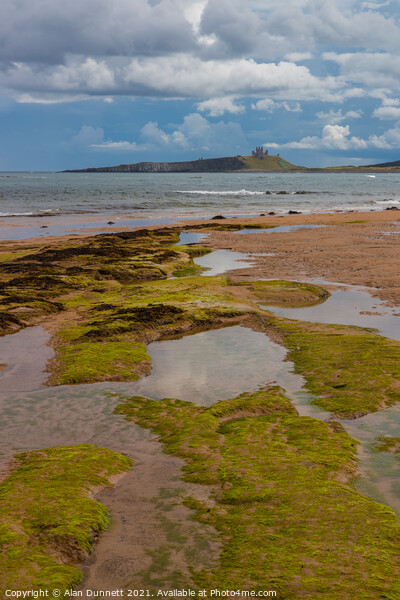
left=64, top=156, right=245, bottom=173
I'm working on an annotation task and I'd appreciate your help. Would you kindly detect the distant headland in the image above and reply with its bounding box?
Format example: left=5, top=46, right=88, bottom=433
left=63, top=148, right=400, bottom=173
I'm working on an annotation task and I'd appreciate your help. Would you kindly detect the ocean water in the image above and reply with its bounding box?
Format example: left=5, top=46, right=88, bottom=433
left=1, top=171, right=400, bottom=219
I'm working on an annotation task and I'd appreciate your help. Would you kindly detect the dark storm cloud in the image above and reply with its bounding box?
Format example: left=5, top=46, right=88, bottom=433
left=0, top=0, right=197, bottom=65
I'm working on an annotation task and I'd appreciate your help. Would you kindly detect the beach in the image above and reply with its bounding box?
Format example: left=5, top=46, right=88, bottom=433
left=1, top=206, right=400, bottom=597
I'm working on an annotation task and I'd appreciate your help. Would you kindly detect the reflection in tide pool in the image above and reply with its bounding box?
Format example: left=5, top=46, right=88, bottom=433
left=344, top=407, right=400, bottom=515
left=132, top=325, right=303, bottom=405
left=194, top=249, right=256, bottom=276
left=0, top=325, right=304, bottom=469
left=261, top=285, right=400, bottom=341
left=178, top=231, right=210, bottom=245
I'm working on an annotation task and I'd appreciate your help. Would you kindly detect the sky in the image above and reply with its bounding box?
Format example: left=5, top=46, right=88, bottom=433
left=1, top=0, right=400, bottom=170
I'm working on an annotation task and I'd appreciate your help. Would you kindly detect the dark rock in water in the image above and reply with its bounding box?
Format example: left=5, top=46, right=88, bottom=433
left=107, top=221, right=115, bottom=224
left=268, top=211, right=275, bottom=215
left=40, top=225, right=48, bottom=229
left=265, top=191, right=271, bottom=195
left=211, top=215, right=226, bottom=220
left=277, top=191, right=287, bottom=194
left=386, top=206, right=399, bottom=211
left=259, top=213, right=265, bottom=217
left=288, top=210, right=302, bottom=214
left=295, top=190, right=307, bottom=195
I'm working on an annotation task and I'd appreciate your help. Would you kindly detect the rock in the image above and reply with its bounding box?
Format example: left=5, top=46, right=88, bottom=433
left=107, top=221, right=115, bottom=224
left=385, top=206, right=399, bottom=211
left=211, top=215, right=226, bottom=220
left=268, top=211, right=275, bottom=215
left=288, top=210, right=302, bottom=214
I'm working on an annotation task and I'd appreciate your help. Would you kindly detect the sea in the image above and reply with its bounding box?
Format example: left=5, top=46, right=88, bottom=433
left=1, top=171, right=400, bottom=221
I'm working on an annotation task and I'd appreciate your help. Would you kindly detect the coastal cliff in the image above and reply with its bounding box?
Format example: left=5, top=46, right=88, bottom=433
left=65, top=156, right=246, bottom=173
left=64, top=153, right=300, bottom=173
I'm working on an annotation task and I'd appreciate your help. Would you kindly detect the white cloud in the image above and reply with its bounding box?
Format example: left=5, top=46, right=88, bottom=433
left=78, top=112, right=246, bottom=155
left=284, top=52, right=312, bottom=62
left=316, top=108, right=363, bottom=123
left=1, top=56, right=339, bottom=101
left=251, top=99, right=302, bottom=113
left=269, top=122, right=400, bottom=151
left=197, top=96, right=245, bottom=116
left=71, top=125, right=138, bottom=151
left=324, top=52, right=400, bottom=89
left=251, top=99, right=276, bottom=112
left=91, top=141, right=138, bottom=150
left=269, top=124, right=367, bottom=150
left=373, top=106, right=400, bottom=120
left=141, top=121, right=171, bottom=145
left=282, top=102, right=302, bottom=113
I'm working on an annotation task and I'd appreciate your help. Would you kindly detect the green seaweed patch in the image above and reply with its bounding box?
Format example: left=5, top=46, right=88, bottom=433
left=373, top=436, right=400, bottom=454
left=272, top=317, right=400, bottom=418
left=0, top=444, right=132, bottom=594
left=51, top=276, right=253, bottom=384
left=0, top=250, right=32, bottom=262
left=171, top=245, right=212, bottom=258
left=172, top=264, right=206, bottom=278
left=239, top=223, right=276, bottom=230
left=52, top=340, right=151, bottom=384
left=115, top=387, right=400, bottom=598
left=242, top=279, right=330, bottom=307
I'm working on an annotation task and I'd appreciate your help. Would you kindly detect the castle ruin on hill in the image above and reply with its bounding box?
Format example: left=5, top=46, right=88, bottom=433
left=252, top=146, right=269, bottom=159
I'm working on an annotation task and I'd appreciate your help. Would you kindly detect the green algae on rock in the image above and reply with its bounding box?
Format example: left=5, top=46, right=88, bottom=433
left=271, top=317, right=400, bottom=418
left=373, top=436, right=400, bottom=454
left=49, top=274, right=254, bottom=385
left=239, top=279, right=330, bottom=307
left=115, top=387, right=400, bottom=599
left=0, top=444, right=132, bottom=595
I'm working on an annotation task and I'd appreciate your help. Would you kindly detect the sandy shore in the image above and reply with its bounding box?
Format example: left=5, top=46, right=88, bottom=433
left=178, top=210, right=400, bottom=308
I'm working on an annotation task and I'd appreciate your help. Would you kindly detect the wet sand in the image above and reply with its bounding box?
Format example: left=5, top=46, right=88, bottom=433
left=180, top=210, right=400, bottom=307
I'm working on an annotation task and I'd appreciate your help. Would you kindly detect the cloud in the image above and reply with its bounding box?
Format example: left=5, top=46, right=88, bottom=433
left=1, top=56, right=339, bottom=101
left=74, top=113, right=247, bottom=155
left=0, top=0, right=198, bottom=65
left=269, top=124, right=367, bottom=150
left=316, top=109, right=363, bottom=123
left=197, top=96, right=245, bottom=116
left=72, top=125, right=105, bottom=145
left=284, top=52, right=313, bottom=62
left=269, top=122, right=400, bottom=151
left=171, top=112, right=246, bottom=151
left=71, top=125, right=138, bottom=151
left=251, top=99, right=302, bottom=113
left=141, top=121, right=171, bottom=145
left=309, top=1, right=400, bottom=51
left=251, top=99, right=276, bottom=112
left=91, top=141, right=138, bottom=151
left=2, top=0, right=400, bottom=108
left=373, top=106, right=400, bottom=120
left=324, top=52, right=400, bottom=90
